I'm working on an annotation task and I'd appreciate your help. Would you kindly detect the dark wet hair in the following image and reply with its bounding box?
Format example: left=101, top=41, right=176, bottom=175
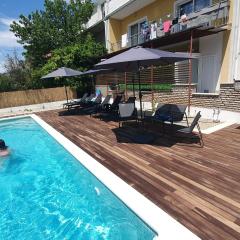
left=0, top=139, right=7, bottom=150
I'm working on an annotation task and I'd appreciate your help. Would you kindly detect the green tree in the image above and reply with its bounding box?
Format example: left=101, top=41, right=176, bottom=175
left=10, top=0, right=94, bottom=68
left=1, top=50, right=31, bottom=91
left=32, top=34, right=106, bottom=92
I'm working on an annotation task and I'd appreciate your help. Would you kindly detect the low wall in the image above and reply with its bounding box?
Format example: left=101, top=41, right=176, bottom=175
left=0, top=87, right=77, bottom=109
left=142, top=83, right=240, bottom=112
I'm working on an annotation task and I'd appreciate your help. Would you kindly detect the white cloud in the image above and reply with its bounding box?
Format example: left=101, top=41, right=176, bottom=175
left=0, top=17, right=18, bottom=28
left=0, top=17, right=21, bottom=48
left=0, top=60, right=5, bottom=73
left=0, top=16, right=22, bottom=73
left=0, top=30, right=20, bottom=47
left=0, top=17, right=17, bottom=27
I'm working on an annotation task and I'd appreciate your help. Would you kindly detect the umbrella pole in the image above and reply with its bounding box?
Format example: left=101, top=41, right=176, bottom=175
left=92, top=76, right=95, bottom=93
left=132, top=73, right=135, bottom=98
left=65, top=85, right=69, bottom=103
left=188, top=30, right=193, bottom=116
left=138, top=62, right=143, bottom=119
left=107, top=77, right=109, bottom=95
left=125, top=72, right=128, bottom=101
left=151, top=66, right=154, bottom=111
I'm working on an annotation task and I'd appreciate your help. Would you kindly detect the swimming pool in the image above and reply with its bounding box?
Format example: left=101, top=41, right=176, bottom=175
left=0, top=117, right=156, bottom=239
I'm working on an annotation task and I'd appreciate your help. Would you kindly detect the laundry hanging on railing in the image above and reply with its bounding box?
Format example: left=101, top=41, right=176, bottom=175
left=163, top=20, right=172, bottom=33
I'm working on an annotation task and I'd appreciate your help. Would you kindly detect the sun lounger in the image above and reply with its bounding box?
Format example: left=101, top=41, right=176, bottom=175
left=118, top=103, right=138, bottom=127
left=63, top=93, right=88, bottom=109
left=177, top=111, right=204, bottom=147
left=85, top=95, right=111, bottom=116
left=67, top=93, right=95, bottom=110
left=81, top=94, right=102, bottom=108
left=103, top=95, right=122, bottom=112
left=99, top=95, right=123, bottom=120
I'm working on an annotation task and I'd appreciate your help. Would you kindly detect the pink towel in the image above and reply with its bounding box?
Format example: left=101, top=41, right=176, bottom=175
left=163, top=20, right=172, bottom=33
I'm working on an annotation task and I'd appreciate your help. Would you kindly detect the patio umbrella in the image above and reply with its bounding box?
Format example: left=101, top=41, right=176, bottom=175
left=41, top=67, right=83, bottom=103
left=95, top=46, right=192, bottom=118
left=80, top=68, right=113, bottom=76
left=79, top=68, right=116, bottom=96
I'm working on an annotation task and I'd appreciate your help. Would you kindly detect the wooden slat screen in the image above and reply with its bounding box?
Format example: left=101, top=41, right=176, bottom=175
left=96, top=62, right=190, bottom=85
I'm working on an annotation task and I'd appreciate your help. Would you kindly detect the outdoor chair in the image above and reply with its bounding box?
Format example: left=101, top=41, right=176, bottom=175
left=144, top=103, right=188, bottom=126
left=155, top=104, right=188, bottom=125
left=63, top=93, right=88, bottom=109
left=118, top=103, right=138, bottom=127
left=85, top=95, right=111, bottom=116
left=177, top=111, right=204, bottom=147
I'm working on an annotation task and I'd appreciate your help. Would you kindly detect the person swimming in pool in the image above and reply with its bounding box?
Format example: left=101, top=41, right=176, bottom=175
left=0, top=139, right=10, bottom=157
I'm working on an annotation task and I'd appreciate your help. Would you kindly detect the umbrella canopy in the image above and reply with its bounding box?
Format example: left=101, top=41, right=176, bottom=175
left=94, top=46, right=192, bottom=119
left=95, top=46, right=192, bottom=71
left=41, top=67, right=82, bottom=79
left=80, top=68, right=113, bottom=76
left=41, top=67, right=83, bottom=104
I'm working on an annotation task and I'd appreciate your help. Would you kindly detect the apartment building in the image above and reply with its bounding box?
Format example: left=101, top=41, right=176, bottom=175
left=87, top=0, right=240, bottom=111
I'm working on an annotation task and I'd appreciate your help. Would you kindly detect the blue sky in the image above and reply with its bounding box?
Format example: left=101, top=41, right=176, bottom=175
left=0, top=0, right=45, bottom=72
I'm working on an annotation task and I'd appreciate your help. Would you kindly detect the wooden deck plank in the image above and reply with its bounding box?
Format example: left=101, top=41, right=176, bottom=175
left=37, top=110, right=240, bottom=240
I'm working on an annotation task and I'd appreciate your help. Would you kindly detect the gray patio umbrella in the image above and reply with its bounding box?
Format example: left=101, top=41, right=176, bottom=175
left=41, top=67, right=83, bottom=103
left=95, top=46, right=192, bottom=118
left=80, top=68, right=113, bottom=76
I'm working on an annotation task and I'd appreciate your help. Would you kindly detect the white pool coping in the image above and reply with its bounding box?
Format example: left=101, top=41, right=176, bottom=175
left=201, top=121, right=236, bottom=134
left=1, top=114, right=200, bottom=240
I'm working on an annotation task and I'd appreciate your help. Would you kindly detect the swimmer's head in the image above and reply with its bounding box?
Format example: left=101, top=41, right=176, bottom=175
left=0, top=139, right=7, bottom=150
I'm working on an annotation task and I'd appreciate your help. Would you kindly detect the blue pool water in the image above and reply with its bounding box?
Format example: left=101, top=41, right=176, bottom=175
left=0, top=117, right=156, bottom=240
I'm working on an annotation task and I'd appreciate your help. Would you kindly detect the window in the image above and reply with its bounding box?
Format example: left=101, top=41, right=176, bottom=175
left=130, top=24, right=139, bottom=46
left=128, top=19, right=147, bottom=47
left=194, top=0, right=210, bottom=12
left=179, top=1, right=193, bottom=16
left=177, top=0, right=211, bottom=17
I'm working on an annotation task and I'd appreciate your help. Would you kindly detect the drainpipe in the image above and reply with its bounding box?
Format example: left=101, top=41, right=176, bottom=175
left=104, top=19, right=110, bottom=52
left=188, top=30, right=193, bottom=116
left=230, top=0, right=240, bottom=82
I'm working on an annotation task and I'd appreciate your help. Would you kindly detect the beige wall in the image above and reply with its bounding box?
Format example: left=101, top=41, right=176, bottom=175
left=107, top=0, right=234, bottom=85
left=120, top=0, right=174, bottom=35
left=0, top=87, right=76, bottom=109
left=108, top=0, right=175, bottom=48
left=108, top=18, right=122, bottom=52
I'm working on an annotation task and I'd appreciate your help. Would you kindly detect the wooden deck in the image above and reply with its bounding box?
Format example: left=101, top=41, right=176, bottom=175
left=37, top=110, right=240, bottom=240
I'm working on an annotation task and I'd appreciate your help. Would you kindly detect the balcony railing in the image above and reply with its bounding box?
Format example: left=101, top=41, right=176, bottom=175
left=109, top=0, right=230, bottom=52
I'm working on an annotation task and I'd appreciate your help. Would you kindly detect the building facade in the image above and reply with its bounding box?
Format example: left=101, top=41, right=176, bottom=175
left=87, top=0, right=240, bottom=111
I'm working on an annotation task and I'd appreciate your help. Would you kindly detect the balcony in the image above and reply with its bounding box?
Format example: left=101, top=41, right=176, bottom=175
left=109, top=0, right=230, bottom=52
left=86, top=0, right=105, bottom=29
left=105, top=0, right=156, bottom=20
